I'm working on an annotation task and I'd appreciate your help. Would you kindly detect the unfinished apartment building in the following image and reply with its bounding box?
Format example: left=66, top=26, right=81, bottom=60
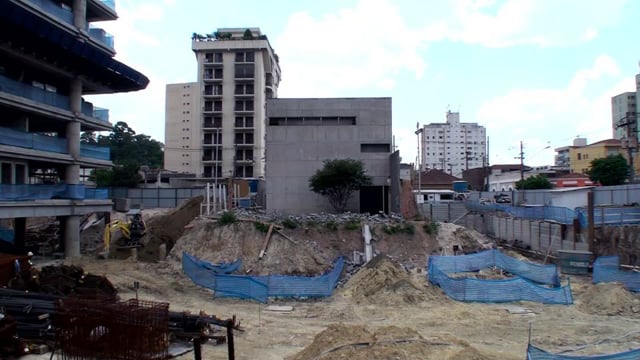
left=0, top=0, right=148, bottom=257
left=164, top=28, right=281, bottom=182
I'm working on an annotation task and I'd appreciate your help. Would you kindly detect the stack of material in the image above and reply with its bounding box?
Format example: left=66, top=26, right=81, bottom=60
left=0, top=288, right=57, bottom=340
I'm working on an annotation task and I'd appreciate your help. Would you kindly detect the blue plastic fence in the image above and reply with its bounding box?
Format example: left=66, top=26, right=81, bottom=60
left=428, top=250, right=572, bottom=304
left=0, top=227, right=14, bottom=244
left=527, top=344, right=640, bottom=359
left=184, top=252, right=241, bottom=274
left=576, top=207, right=640, bottom=227
left=0, top=184, right=85, bottom=201
left=182, top=252, right=345, bottom=303
left=592, top=256, right=640, bottom=292
left=429, top=249, right=560, bottom=286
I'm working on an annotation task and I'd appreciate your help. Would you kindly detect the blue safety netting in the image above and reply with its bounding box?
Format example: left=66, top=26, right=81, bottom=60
left=0, top=184, right=85, bottom=201
left=182, top=252, right=345, bottom=303
left=592, top=256, right=640, bottom=292
left=429, top=249, right=560, bottom=286
left=183, top=252, right=241, bottom=274
left=0, top=227, right=14, bottom=244
left=428, top=250, right=572, bottom=304
left=527, top=344, right=640, bottom=359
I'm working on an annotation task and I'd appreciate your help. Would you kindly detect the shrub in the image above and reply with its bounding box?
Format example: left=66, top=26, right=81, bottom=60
left=254, top=222, right=270, bottom=233
left=402, top=223, right=415, bottom=235
left=423, top=221, right=439, bottom=235
left=344, top=221, right=361, bottom=231
left=281, top=218, right=299, bottom=229
left=218, top=211, right=237, bottom=225
left=324, top=220, right=338, bottom=231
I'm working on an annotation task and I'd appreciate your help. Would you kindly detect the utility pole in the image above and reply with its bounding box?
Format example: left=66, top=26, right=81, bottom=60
left=616, top=111, right=637, bottom=183
left=515, top=141, right=524, bottom=181
left=414, top=123, right=423, bottom=193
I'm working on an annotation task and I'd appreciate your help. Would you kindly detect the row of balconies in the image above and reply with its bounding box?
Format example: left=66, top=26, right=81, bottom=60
left=0, top=184, right=109, bottom=201
left=0, top=126, right=111, bottom=161
left=0, top=74, right=110, bottom=123
left=27, top=0, right=115, bottom=51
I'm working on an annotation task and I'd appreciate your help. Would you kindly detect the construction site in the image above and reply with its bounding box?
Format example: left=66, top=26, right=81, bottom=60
left=1, top=195, right=640, bottom=360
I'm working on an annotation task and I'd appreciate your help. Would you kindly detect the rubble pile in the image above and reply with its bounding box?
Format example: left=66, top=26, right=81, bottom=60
left=577, top=283, right=640, bottom=317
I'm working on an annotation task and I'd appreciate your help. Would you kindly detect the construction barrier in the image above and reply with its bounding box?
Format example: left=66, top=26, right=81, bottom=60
left=429, top=249, right=560, bottom=286
left=527, top=344, right=640, bottom=359
left=576, top=207, right=640, bottom=227
left=466, top=201, right=575, bottom=224
left=184, top=253, right=241, bottom=274
left=592, top=256, right=640, bottom=292
left=182, top=252, right=344, bottom=303
left=428, top=250, right=572, bottom=304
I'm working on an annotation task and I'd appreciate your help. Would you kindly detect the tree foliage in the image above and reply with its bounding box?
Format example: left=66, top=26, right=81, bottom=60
left=84, top=121, right=163, bottom=187
left=587, top=154, right=629, bottom=186
left=309, top=159, right=372, bottom=213
left=515, top=174, right=553, bottom=190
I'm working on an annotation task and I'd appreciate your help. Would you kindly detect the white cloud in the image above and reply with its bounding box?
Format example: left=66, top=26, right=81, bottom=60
left=275, top=0, right=427, bottom=97
left=476, top=55, right=635, bottom=166
left=423, top=0, right=628, bottom=47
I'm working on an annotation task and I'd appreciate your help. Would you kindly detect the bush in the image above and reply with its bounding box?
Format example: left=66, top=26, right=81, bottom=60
left=402, top=223, right=415, bottom=235
left=218, top=211, right=238, bottom=225
left=254, top=222, right=270, bottom=233
left=281, top=218, right=299, bottom=229
left=423, top=221, right=439, bottom=235
left=324, top=220, right=338, bottom=231
left=344, top=220, right=361, bottom=231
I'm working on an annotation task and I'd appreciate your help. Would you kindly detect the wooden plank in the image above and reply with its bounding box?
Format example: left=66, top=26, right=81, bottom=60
left=259, top=224, right=274, bottom=259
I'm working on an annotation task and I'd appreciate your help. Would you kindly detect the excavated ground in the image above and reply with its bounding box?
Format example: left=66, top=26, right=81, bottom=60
left=55, top=209, right=640, bottom=359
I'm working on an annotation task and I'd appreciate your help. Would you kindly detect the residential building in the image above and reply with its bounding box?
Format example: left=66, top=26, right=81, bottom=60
left=611, top=92, right=636, bottom=140
left=554, top=138, right=586, bottom=169
left=551, top=173, right=594, bottom=188
left=486, top=164, right=531, bottom=192
left=265, top=98, right=394, bottom=215
left=164, top=28, right=281, bottom=182
left=420, top=111, right=486, bottom=177
left=0, top=0, right=148, bottom=257
left=569, top=139, right=623, bottom=174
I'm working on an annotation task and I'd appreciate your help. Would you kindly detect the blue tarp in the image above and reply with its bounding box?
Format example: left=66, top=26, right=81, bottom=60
left=527, top=344, right=640, bottom=360
left=183, top=252, right=241, bottom=274
left=428, top=250, right=572, bottom=304
left=592, top=256, right=640, bottom=292
left=182, top=252, right=345, bottom=303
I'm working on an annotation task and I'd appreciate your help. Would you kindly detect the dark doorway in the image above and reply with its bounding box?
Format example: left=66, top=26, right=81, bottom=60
left=360, top=186, right=388, bottom=215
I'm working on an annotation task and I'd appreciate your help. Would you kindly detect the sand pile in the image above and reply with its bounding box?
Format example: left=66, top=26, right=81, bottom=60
left=340, top=255, right=442, bottom=305
left=436, top=223, right=494, bottom=255
left=288, top=323, right=501, bottom=360
left=168, top=220, right=337, bottom=275
left=577, top=283, right=640, bottom=317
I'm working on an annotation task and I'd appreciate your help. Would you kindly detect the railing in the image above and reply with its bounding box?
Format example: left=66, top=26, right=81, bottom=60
left=99, top=0, right=116, bottom=12
left=88, top=26, right=115, bottom=49
left=80, top=143, right=110, bottom=160
left=0, top=74, right=71, bottom=110
left=0, top=184, right=85, bottom=201
left=85, top=187, right=109, bottom=199
left=27, top=0, right=74, bottom=26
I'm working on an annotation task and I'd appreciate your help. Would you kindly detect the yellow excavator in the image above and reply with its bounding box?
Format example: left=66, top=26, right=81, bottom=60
left=104, top=209, right=146, bottom=250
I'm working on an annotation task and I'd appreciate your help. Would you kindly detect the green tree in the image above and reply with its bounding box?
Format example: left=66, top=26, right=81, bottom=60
left=92, top=162, right=142, bottom=187
left=587, top=154, right=629, bottom=186
left=515, top=174, right=553, bottom=190
left=80, top=131, right=97, bottom=144
left=309, top=159, right=372, bottom=213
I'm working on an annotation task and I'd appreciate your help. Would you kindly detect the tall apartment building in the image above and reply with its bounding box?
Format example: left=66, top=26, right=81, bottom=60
left=0, top=0, right=148, bottom=257
left=164, top=28, right=281, bottom=181
left=611, top=92, right=637, bottom=140
left=420, top=111, right=486, bottom=177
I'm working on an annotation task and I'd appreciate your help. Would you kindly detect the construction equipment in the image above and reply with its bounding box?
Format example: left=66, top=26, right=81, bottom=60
left=104, top=209, right=146, bottom=250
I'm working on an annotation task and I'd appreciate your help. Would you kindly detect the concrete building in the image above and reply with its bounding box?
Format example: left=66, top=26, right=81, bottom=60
left=164, top=28, right=281, bottom=182
left=0, top=0, right=148, bottom=257
left=554, top=138, right=587, bottom=169
left=420, top=111, right=486, bottom=177
left=569, top=139, right=623, bottom=174
left=611, top=92, right=637, bottom=140
left=265, top=98, right=394, bottom=215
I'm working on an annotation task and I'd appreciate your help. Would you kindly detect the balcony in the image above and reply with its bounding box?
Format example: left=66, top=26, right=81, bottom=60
left=0, top=74, right=70, bottom=111
left=0, top=126, right=111, bottom=161
left=26, top=0, right=73, bottom=27
left=88, top=26, right=115, bottom=49
left=99, top=0, right=116, bottom=12
left=80, top=101, right=110, bottom=124
left=0, top=184, right=86, bottom=201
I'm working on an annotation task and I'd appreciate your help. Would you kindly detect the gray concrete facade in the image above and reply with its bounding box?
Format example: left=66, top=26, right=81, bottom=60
left=266, top=97, right=392, bottom=214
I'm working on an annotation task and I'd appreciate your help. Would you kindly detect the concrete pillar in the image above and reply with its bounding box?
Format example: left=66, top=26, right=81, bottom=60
left=66, top=77, right=82, bottom=183
left=63, top=215, right=81, bottom=258
left=14, top=218, right=26, bottom=254
left=73, top=0, right=87, bottom=30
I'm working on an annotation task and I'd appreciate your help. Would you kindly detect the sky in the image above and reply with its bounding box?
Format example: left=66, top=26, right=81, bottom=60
left=87, top=0, right=640, bottom=168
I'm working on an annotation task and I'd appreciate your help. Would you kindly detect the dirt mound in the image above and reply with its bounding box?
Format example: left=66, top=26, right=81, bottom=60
left=136, top=196, right=203, bottom=262
left=168, top=220, right=338, bottom=275
left=288, top=323, right=499, bottom=360
left=340, top=255, right=437, bottom=305
left=577, top=282, right=640, bottom=317
left=436, top=223, right=494, bottom=255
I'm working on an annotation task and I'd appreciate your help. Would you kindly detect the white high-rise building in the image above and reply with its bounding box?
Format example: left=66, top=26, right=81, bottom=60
left=420, top=111, right=486, bottom=177
left=164, top=28, right=281, bottom=180
left=611, top=92, right=637, bottom=140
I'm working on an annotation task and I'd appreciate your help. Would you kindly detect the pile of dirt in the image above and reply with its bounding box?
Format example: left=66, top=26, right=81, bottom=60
left=340, top=255, right=441, bottom=305
left=577, top=282, right=640, bottom=317
left=168, top=220, right=340, bottom=276
left=436, top=223, right=494, bottom=255
left=287, top=323, right=499, bottom=360
left=135, top=196, right=203, bottom=262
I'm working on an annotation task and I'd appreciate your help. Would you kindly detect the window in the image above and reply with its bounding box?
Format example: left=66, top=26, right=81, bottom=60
left=1, top=163, right=11, bottom=184
left=235, top=51, right=255, bottom=63
left=360, top=144, right=391, bottom=153
left=235, top=116, right=254, bottom=128
left=235, top=149, right=254, bottom=161
left=235, top=64, right=254, bottom=79
left=235, top=165, right=253, bottom=178
left=235, top=132, right=254, bottom=144
left=235, top=100, right=254, bottom=112
left=214, top=52, right=223, bottom=63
